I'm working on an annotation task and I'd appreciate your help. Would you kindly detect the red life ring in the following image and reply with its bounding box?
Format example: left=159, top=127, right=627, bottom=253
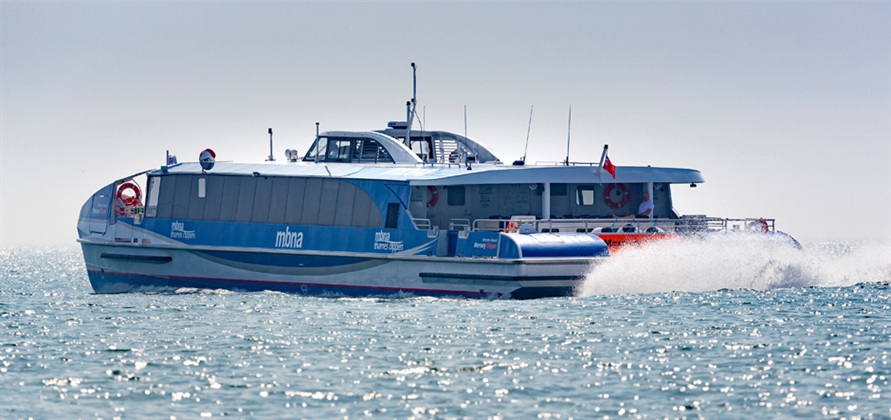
left=603, top=183, right=630, bottom=209
left=116, top=182, right=142, bottom=215
left=426, top=186, right=439, bottom=208
left=756, top=218, right=769, bottom=233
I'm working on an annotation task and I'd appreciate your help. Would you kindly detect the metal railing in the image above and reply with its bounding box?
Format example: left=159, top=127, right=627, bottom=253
left=412, top=218, right=431, bottom=230
left=464, top=216, right=776, bottom=234
left=449, top=219, right=471, bottom=231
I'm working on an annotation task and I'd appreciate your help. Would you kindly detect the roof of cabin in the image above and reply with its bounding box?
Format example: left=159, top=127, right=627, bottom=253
left=375, top=129, right=501, bottom=163
left=155, top=161, right=705, bottom=185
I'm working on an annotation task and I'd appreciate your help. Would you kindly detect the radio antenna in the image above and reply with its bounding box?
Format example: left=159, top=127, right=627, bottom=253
left=522, top=105, right=534, bottom=162
left=564, top=106, right=572, bottom=166
left=463, top=104, right=468, bottom=144
left=267, top=128, right=275, bottom=162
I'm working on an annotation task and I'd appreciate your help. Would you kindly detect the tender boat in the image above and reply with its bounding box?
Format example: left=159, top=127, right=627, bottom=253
left=77, top=66, right=796, bottom=299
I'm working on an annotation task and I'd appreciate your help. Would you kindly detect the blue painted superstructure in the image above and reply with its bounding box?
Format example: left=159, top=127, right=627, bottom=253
left=77, top=146, right=620, bottom=298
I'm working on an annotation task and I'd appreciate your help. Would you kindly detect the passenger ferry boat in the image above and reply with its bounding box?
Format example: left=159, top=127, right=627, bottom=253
left=77, top=67, right=795, bottom=299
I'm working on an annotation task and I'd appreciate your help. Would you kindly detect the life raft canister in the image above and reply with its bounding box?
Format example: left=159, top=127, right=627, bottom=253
left=426, top=186, right=439, bottom=208
left=603, top=183, right=630, bottom=209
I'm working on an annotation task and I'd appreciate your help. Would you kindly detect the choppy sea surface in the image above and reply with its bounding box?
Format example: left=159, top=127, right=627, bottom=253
left=1, top=239, right=889, bottom=419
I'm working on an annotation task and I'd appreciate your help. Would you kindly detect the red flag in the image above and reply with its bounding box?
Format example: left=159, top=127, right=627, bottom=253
left=603, top=156, right=616, bottom=178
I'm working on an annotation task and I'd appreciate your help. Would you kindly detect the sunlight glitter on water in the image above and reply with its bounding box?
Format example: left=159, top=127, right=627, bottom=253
left=0, top=244, right=889, bottom=419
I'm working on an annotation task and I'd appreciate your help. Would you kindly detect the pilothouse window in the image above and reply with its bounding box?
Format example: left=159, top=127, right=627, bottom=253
left=327, top=139, right=352, bottom=162
left=410, top=138, right=433, bottom=161
left=303, top=137, right=329, bottom=161
left=304, top=136, right=394, bottom=163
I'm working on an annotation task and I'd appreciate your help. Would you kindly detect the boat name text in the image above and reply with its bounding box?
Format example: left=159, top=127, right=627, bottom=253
left=275, top=227, right=304, bottom=249
left=373, top=231, right=404, bottom=253
left=170, top=221, right=196, bottom=240
left=473, top=237, right=498, bottom=250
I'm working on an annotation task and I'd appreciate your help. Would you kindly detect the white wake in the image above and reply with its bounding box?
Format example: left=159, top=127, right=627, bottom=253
left=580, top=235, right=891, bottom=296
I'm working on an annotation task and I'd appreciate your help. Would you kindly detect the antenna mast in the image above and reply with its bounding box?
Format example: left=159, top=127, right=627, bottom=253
left=522, top=105, right=534, bottom=162
left=565, top=106, right=572, bottom=166
left=267, top=128, right=275, bottom=161
left=404, top=63, right=417, bottom=147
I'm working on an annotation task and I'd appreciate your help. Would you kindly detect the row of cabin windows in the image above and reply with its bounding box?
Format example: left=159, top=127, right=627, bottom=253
left=408, top=185, right=467, bottom=206
left=147, top=175, right=385, bottom=227
left=430, top=184, right=617, bottom=208
left=303, top=137, right=394, bottom=163
left=530, top=184, right=611, bottom=206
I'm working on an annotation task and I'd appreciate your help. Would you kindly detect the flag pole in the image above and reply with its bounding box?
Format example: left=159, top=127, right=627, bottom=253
left=597, top=144, right=609, bottom=171
left=597, top=144, right=608, bottom=183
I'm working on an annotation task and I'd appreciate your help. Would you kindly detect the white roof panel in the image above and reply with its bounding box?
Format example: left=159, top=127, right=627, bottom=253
left=157, top=161, right=704, bottom=185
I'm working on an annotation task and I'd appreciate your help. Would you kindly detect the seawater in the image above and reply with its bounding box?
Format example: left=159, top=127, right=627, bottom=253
left=1, top=239, right=889, bottom=419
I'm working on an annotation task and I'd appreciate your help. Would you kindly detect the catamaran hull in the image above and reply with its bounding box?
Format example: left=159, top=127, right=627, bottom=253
left=80, top=242, right=601, bottom=299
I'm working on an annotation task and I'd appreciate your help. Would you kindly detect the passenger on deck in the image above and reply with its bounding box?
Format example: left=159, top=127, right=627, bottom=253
left=615, top=192, right=654, bottom=219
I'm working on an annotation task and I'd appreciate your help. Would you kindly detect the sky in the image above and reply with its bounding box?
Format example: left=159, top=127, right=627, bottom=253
left=1, top=2, right=889, bottom=246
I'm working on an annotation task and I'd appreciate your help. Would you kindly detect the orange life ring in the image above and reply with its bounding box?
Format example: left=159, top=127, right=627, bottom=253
left=117, top=182, right=142, bottom=207
left=504, top=221, right=519, bottom=233
left=426, top=186, right=439, bottom=208
left=603, top=183, right=630, bottom=209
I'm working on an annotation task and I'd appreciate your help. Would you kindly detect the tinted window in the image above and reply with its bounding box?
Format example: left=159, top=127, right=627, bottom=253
left=447, top=185, right=465, bottom=206
left=146, top=176, right=161, bottom=217
left=317, top=179, right=339, bottom=226
left=155, top=176, right=176, bottom=219
left=170, top=175, right=193, bottom=219
left=267, top=177, right=290, bottom=224
left=150, top=174, right=385, bottom=227
left=186, top=176, right=206, bottom=220
left=284, top=178, right=306, bottom=224
left=334, top=182, right=355, bottom=226
left=351, top=182, right=382, bottom=227
left=202, top=176, right=224, bottom=221
left=234, top=177, right=256, bottom=222
left=218, top=176, right=241, bottom=221
left=535, top=183, right=568, bottom=196
left=385, top=203, right=400, bottom=228
left=251, top=177, right=273, bottom=223
left=300, top=178, right=322, bottom=225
